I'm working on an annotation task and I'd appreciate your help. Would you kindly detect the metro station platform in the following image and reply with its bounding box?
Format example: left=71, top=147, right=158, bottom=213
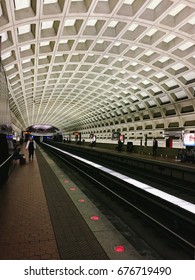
left=0, top=144, right=141, bottom=260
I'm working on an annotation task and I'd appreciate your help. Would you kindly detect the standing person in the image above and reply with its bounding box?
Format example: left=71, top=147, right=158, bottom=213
left=26, top=137, right=36, bottom=160
left=117, top=138, right=123, bottom=151
left=92, top=134, right=96, bottom=147
left=152, top=137, right=158, bottom=156
left=0, top=133, right=9, bottom=186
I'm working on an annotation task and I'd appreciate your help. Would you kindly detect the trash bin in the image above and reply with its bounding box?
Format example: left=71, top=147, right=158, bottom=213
left=127, top=142, right=133, bottom=152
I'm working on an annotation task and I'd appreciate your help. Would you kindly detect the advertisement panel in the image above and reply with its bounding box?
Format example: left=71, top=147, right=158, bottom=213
left=183, top=133, right=195, bottom=146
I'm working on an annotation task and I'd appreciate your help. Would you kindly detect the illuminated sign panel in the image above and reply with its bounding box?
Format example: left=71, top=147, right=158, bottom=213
left=112, top=132, right=120, bottom=140
left=73, top=132, right=79, bottom=136
left=183, top=133, right=195, bottom=146
left=23, top=131, right=30, bottom=134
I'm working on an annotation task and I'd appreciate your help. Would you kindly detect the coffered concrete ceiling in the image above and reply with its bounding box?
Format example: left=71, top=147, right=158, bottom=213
left=0, top=0, right=195, bottom=134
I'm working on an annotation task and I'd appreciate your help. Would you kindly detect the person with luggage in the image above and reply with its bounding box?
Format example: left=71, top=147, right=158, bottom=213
left=13, top=147, right=26, bottom=164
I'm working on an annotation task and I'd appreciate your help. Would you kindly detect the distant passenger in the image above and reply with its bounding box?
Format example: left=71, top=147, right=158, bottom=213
left=26, top=137, right=36, bottom=160
left=152, top=137, right=158, bottom=156
left=91, top=134, right=96, bottom=147
left=116, top=139, right=123, bottom=152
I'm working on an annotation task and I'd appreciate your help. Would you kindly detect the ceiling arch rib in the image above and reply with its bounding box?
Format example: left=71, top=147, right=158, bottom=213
left=0, top=0, right=195, bottom=134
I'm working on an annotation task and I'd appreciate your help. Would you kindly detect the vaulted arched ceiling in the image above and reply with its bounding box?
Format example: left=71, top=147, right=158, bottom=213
left=0, top=0, right=195, bottom=134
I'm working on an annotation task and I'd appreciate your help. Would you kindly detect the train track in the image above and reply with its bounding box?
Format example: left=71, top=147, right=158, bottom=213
left=41, top=141, right=195, bottom=259
left=50, top=142, right=195, bottom=203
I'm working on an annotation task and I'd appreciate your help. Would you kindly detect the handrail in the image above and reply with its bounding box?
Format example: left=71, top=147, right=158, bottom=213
left=0, top=154, right=13, bottom=168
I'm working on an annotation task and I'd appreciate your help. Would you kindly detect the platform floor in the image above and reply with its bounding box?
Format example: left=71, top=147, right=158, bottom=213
left=0, top=145, right=141, bottom=260
left=0, top=149, right=59, bottom=260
